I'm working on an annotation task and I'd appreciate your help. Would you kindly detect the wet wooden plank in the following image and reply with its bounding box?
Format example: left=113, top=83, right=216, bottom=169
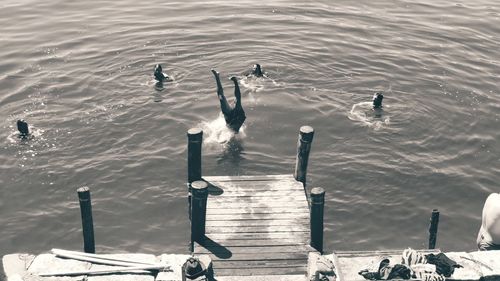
left=209, top=196, right=307, bottom=203
left=205, top=252, right=308, bottom=261
left=206, top=207, right=308, bottom=215
left=206, top=219, right=309, bottom=227
left=206, top=213, right=309, bottom=221
left=214, top=259, right=308, bottom=267
left=205, top=232, right=309, bottom=241
left=206, top=201, right=309, bottom=209
left=203, top=174, right=294, bottom=182
left=214, top=266, right=307, bottom=276
left=195, top=245, right=314, bottom=255
left=195, top=239, right=308, bottom=248
left=206, top=225, right=309, bottom=234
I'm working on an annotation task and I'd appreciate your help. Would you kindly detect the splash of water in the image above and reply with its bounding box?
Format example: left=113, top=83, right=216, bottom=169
left=348, top=101, right=390, bottom=130
left=200, top=113, right=246, bottom=146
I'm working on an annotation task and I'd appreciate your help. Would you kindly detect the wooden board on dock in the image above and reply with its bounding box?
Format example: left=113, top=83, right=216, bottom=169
left=193, top=174, right=318, bottom=277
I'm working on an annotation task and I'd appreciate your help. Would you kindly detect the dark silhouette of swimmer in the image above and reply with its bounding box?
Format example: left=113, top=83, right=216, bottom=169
left=154, top=64, right=169, bottom=82
left=17, top=119, right=30, bottom=139
left=251, top=64, right=264, bottom=77
left=373, top=92, right=384, bottom=109
left=212, top=69, right=246, bottom=133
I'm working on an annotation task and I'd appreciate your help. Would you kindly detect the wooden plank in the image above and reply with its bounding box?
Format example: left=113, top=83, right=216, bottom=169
left=194, top=239, right=308, bottom=248
left=208, top=196, right=307, bottom=203
left=205, top=179, right=303, bottom=188
left=203, top=174, right=294, bottom=182
left=214, top=266, right=306, bottom=276
left=213, top=259, right=307, bottom=267
left=205, top=232, right=309, bottom=241
left=211, top=189, right=304, bottom=195
left=205, top=213, right=309, bottom=221
left=206, top=184, right=304, bottom=192
left=206, top=207, right=308, bottom=215
left=206, top=219, right=309, bottom=227
left=215, top=275, right=307, bottom=281
left=203, top=252, right=307, bottom=261
left=205, top=225, right=309, bottom=234
left=195, top=245, right=314, bottom=254
left=206, top=202, right=309, bottom=210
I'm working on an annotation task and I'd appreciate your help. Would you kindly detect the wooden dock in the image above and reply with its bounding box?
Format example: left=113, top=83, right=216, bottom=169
left=187, top=126, right=322, bottom=278
left=192, top=174, right=318, bottom=276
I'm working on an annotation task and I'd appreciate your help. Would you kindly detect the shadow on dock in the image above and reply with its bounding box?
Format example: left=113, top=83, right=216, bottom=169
left=198, top=236, right=233, bottom=259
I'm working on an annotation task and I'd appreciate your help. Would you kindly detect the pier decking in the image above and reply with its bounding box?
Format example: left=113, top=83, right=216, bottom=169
left=192, top=174, right=318, bottom=276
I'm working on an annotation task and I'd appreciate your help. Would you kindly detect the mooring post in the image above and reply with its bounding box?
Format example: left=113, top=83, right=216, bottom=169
left=77, top=186, right=95, bottom=253
left=187, top=128, right=203, bottom=184
left=428, top=209, right=440, bottom=249
left=191, top=180, right=209, bottom=245
left=310, top=187, right=325, bottom=254
left=294, top=126, right=315, bottom=185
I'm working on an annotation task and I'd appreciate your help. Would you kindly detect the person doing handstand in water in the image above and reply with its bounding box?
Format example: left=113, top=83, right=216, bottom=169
left=211, top=69, right=246, bottom=133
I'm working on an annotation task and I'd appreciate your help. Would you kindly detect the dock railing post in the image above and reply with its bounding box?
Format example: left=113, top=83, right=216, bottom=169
left=294, top=126, right=314, bottom=185
left=191, top=181, right=209, bottom=247
left=310, top=187, right=325, bottom=254
left=187, top=128, right=203, bottom=184
left=77, top=186, right=95, bottom=253
left=428, top=209, right=439, bottom=249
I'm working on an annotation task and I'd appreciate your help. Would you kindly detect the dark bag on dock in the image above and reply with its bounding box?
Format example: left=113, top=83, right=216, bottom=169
left=425, top=253, right=462, bottom=277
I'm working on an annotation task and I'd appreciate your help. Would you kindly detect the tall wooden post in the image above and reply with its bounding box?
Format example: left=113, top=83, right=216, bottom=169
left=310, top=187, right=325, bottom=254
left=191, top=181, right=209, bottom=245
left=77, top=187, right=95, bottom=253
left=187, top=128, right=203, bottom=184
left=428, top=209, right=439, bottom=249
left=294, top=126, right=315, bottom=185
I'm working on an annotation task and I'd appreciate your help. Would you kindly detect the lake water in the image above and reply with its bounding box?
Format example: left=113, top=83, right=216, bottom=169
left=1, top=0, right=500, bottom=256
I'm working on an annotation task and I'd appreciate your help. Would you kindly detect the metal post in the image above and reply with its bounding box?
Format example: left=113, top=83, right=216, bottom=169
left=294, top=126, right=314, bottom=185
left=77, top=186, right=95, bottom=253
left=310, top=187, right=325, bottom=254
left=187, top=128, right=203, bottom=184
left=428, top=209, right=439, bottom=249
left=191, top=181, right=209, bottom=244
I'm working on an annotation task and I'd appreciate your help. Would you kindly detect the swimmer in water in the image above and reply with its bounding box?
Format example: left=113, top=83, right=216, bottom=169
left=251, top=64, right=265, bottom=77
left=211, top=69, right=246, bottom=133
left=17, top=119, right=30, bottom=139
left=154, top=64, right=170, bottom=82
left=373, top=92, right=384, bottom=109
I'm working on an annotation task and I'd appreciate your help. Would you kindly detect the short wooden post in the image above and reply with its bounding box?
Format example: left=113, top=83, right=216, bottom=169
left=187, top=128, right=203, bottom=184
left=310, top=187, right=325, bottom=254
left=77, top=186, right=95, bottom=253
left=294, top=126, right=315, bottom=185
left=428, top=209, right=439, bottom=249
left=191, top=181, right=209, bottom=244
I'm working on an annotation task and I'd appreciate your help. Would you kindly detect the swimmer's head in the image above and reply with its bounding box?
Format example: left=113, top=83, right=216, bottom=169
left=17, top=119, right=29, bottom=137
left=373, top=92, right=384, bottom=109
left=252, top=64, right=263, bottom=77
left=154, top=64, right=165, bottom=81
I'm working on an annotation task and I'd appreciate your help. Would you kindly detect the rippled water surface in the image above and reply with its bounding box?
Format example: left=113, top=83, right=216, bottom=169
left=1, top=0, right=500, bottom=256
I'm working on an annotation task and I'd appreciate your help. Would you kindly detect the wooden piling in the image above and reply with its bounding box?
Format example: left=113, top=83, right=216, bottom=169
left=294, top=126, right=315, bottom=185
left=187, top=128, right=203, bottom=184
left=77, top=186, right=95, bottom=253
left=428, top=209, right=439, bottom=249
left=310, top=187, right=325, bottom=254
left=191, top=181, right=209, bottom=244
